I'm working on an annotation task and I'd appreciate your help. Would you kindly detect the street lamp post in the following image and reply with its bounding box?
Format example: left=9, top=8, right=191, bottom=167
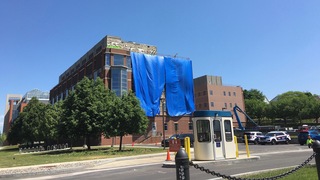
left=161, top=98, right=166, bottom=150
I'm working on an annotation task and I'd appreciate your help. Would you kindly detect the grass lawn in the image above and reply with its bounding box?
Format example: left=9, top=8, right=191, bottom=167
left=0, top=145, right=166, bottom=168
left=240, top=165, right=318, bottom=180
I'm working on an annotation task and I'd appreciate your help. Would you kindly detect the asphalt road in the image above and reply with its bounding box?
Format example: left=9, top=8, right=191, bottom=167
left=2, top=144, right=316, bottom=180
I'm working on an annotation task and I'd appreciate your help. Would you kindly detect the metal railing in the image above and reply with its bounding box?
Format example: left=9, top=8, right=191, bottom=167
left=19, top=143, right=69, bottom=153
left=175, top=140, right=320, bottom=180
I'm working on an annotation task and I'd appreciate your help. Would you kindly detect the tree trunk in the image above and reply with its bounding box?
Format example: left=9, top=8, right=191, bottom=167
left=87, top=135, right=91, bottom=150
left=119, top=135, right=123, bottom=151
left=284, top=118, right=287, bottom=126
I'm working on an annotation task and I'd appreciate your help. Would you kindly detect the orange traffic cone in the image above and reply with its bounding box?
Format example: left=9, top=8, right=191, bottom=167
left=166, top=149, right=171, bottom=161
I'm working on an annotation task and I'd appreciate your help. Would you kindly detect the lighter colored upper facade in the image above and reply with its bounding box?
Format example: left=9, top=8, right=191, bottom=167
left=193, top=75, right=246, bottom=128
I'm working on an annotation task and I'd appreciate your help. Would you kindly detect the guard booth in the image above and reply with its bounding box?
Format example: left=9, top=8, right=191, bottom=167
left=192, top=110, right=236, bottom=160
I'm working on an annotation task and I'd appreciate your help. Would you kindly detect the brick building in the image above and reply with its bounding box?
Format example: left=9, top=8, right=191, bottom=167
left=193, top=75, right=247, bottom=129
left=50, top=35, right=193, bottom=146
left=3, top=90, right=49, bottom=137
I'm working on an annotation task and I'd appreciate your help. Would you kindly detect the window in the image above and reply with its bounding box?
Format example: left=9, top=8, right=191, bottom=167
left=94, top=68, right=101, bottom=80
left=196, top=120, right=211, bottom=142
left=233, top=92, right=236, bottom=96
left=111, top=67, right=128, bottom=96
left=113, top=54, right=124, bottom=65
left=174, top=123, right=179, bottom=131
left=228, top=92, right=231, bottom=96
left=224, top=120, right=233, bottom=142
left=164, top=123, right=168, bottom=130
left=204, top=103, right=207, bottom=107
left=203, top=91, right=206, bottom=95
left=210, top=102, right=214, bottom=107
left=152, top=122, right=156, bottom=131
left=105, top=54, right=110, bottom=66
left=210, top=90, right=213, bottom=95
left=126, top=56, right=132, bottom=69
left=224, top=103, right=227, bottom=108
left=213, top=120, right=221, bottom=142
left=230, top=103, right=232, bottom=108
left=188, top=122, right=193, bottom=130
left=223, top=91, right=226, bottom=96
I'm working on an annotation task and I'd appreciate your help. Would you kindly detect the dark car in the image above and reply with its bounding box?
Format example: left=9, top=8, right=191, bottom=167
left=298, top=130, right=320, bottom=145
left=161, top=133, right=194, bottom=147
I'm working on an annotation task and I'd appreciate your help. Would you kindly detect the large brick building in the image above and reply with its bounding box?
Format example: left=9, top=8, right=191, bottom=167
left=50, top=35, right=193, bottom=146
left=193, top=75, right=247, bottom=129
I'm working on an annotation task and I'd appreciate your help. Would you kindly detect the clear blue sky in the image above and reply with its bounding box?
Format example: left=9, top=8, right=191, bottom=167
left=1, top=1, right=320, bottom=133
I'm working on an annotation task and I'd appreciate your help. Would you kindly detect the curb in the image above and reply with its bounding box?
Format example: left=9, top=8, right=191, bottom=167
left=162, top=155, right=260, bottom=168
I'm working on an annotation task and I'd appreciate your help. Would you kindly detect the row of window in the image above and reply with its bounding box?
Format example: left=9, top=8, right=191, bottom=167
left=196, top=102, right=238, bottom=109
left=196, top=119, right=233, bottom=142
left=105, top=54, right=132, bottom=68
left=52, top=53, right=132, bottom=103
left=152, top=122, right=194, bottom=131
left=196, top=90, right=237, bottom=97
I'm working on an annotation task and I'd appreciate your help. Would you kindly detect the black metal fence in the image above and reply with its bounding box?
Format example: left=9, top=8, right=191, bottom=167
left=175, top=141, right=320, bottom=180
left=19, top=143, right=69, bottom=153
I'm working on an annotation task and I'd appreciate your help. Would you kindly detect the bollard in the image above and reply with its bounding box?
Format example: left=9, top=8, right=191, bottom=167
left=312, top=140, right=320, bottom=180
left=175, top=147, right=190, bottom=180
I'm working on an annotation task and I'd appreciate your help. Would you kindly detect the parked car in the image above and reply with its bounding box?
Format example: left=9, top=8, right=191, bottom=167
left=242, top=131, right=264, bottom=144
left=161, top=133, right=194, bottom=147
left=259, top=131, right=291, bottom=145
left=298, top=130, right=320, bottom=145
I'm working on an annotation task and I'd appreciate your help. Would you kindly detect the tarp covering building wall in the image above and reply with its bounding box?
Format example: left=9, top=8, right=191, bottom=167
left=131, top=52, right=195, bottom=117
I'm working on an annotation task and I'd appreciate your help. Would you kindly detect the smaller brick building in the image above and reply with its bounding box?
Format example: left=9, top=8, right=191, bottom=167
left=193, top=75, right=247, bottom=129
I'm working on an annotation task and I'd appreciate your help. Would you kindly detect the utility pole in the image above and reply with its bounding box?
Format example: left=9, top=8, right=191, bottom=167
left=161, top=97, right=166, bottom=150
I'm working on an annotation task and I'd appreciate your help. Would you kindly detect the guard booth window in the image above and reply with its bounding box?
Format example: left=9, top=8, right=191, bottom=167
left=196, top=120, right=211, bottom=142
left=224, top=120, right=233, bottom=142
left=213, top=120, right=221, bottom=142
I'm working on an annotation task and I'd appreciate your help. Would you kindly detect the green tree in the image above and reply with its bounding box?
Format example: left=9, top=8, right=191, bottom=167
left=245, top=99, right=267, bottom=125
left=244, top=89, right=265, bottom=101
left=105, top=91, right=149, bottom=151
left=41, top=101, right=62, bottom=145
left=7, top=113, right=24, bottom=144
left=269, top=91, right=311, bottom=125
left=243, top=89, right=268, bottom=125
left=0, top=133, right=6, bottom=146
left=60, top=77, right=111, bottom=150
left=7, top=97, right=48, bottom=145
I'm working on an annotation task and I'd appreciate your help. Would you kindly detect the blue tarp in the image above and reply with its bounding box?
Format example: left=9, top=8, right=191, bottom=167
left=131, top=52, right=165, bottom=117
left=131, top=52, right=195, bottom=117
left=164, top=57, right=195, bottom=116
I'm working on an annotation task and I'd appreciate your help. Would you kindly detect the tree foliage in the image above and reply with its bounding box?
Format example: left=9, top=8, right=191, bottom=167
left=7, top=97, right=59, bottom=145
left=269, top=91, right=320, bottom=125
left=104, top=91, right=149, bottom=151
left=243, top=89, right=268, bottom=125
left=243, top=89, right=320, bottom=127
left=0, top=133, right=6, bottom=146
left=60, top=77, right=112, bottom=149
left=244, top=89, right=265, bottom=101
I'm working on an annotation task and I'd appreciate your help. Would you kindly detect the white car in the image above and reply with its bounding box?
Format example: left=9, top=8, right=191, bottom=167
left=259, top=131, right=291, bottom=145
left=242, top=131, right=264, bottom=144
